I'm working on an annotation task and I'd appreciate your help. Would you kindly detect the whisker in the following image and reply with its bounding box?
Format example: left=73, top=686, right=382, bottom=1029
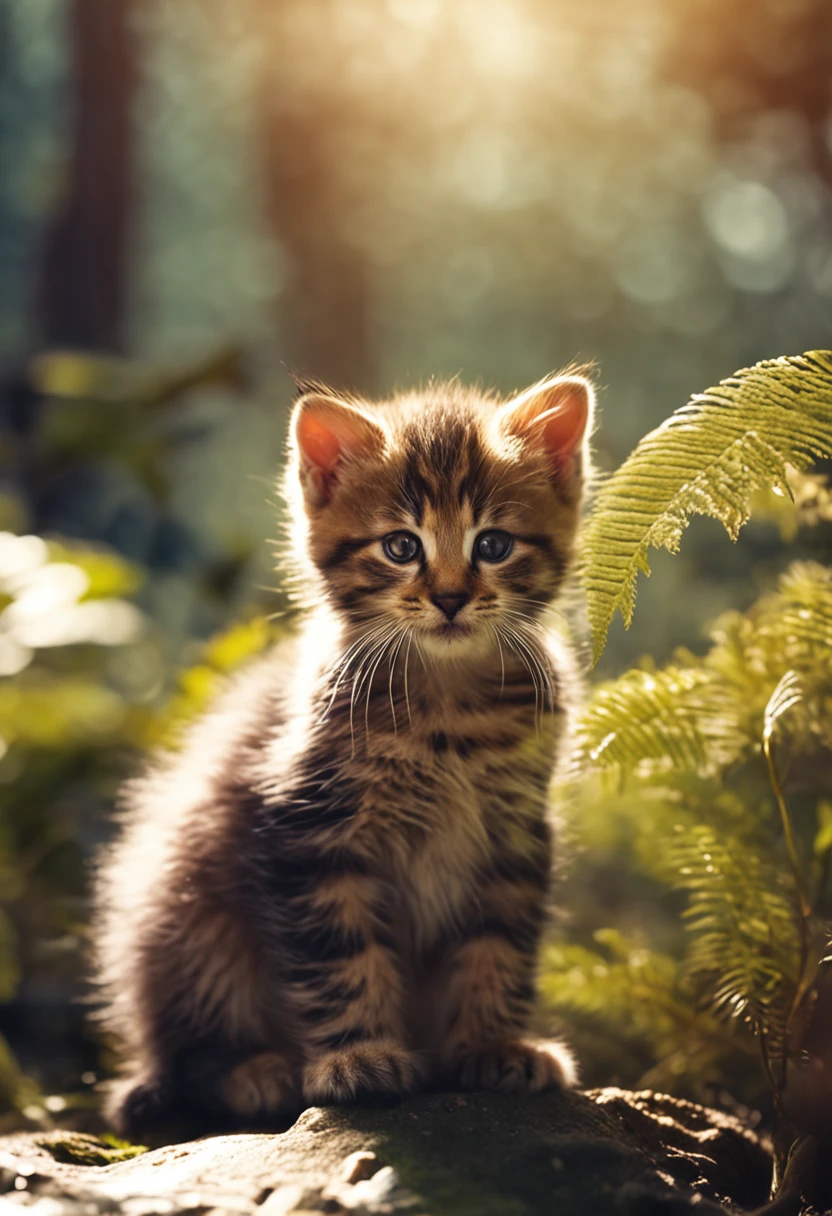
left=493, top=625, right=506, bottom=701
left=364, top=629, right=399, bottom=737
left=387, top=627, right=409, bottom=731
left=500, top=623, right=541, bottom=730
left=513, top=622, right=558, bottom=713
left=321, top=621, right=389, bottom=724
left=403, top=629, right=414, bottom=726
left=349, top=628, right=395, bottom=753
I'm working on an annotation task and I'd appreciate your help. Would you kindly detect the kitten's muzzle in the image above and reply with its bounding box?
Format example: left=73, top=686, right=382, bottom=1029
left=431, top=592, right=470, bottom=621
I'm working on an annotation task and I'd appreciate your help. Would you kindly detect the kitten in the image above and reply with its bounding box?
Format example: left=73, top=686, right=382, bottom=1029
left=92, top=372, right=593, bottom=1135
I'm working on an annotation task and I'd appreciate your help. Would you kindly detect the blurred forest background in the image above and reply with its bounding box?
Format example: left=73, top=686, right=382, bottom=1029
left=1, top=0, right=832, bottom=1129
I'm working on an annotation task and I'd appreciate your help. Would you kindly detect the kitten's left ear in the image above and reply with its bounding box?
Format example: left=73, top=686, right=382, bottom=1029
left=496, top=374, right=594, bottom=481
left=292, top=392, right=387, bottom=506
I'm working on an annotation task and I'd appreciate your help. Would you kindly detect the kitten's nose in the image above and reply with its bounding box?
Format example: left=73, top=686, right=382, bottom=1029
left=431, top=592, right=470, bottom=621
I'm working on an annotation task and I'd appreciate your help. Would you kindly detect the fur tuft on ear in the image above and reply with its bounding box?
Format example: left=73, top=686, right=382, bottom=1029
left=292, top=393, right=387, bottom=505
left=497, top=374, right=594, bottom=477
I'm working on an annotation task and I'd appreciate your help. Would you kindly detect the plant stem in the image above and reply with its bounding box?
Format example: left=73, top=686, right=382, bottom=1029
left=763, top=731, right=814, bottom=1106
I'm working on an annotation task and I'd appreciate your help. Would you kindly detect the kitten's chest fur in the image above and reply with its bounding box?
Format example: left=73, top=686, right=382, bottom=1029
left=326, top=676, right=561, bottom=949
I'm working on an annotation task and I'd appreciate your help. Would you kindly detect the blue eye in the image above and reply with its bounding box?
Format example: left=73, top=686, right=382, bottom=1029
left=382, top=531, right=422, bottom=563
left=475, top=530, right=514, bottom=563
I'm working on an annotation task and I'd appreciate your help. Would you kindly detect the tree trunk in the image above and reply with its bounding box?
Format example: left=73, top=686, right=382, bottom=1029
left=257, top=57, right=372, bottom=394
left=38, top=0, right=137, bottom=352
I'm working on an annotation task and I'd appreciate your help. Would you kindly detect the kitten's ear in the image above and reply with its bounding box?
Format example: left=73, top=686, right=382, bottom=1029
left=292, top=393, right=386, bottom=505
left=496, top=374, right=594, bottom=480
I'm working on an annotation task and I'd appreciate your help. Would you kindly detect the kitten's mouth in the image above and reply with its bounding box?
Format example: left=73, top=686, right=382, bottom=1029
left=423, top=619, right=476, bottom=649
left=432, top=619, right=471, bottom=636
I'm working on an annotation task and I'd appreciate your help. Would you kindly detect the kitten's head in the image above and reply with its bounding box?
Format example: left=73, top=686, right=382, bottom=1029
left=286, top=374, right=594, bottom=657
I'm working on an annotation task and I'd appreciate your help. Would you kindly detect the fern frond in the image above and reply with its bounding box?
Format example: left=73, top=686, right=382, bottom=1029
left=709, top=562, right=832, bottom=755
left=540, top=932, right=688, bottom=1054
left=583, top=351, right=832, bottom=661
left=575, top=562, right=832, bottom=778
left=539, top=929, right=745, bottom=1088
left=764, top=671, right=803, bottom=745
left=573, top=664, right=743, bottom=775
left=667, top=825, right=801, bottom=1055
left=751, top=465, right=832, bottom=540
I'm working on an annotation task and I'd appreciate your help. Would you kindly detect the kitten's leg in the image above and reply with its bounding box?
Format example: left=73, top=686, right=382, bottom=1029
left=109, top=1034, right=302, bottom=1133
left=281, top=862, right=422, bottom=1104
left=217, top=1051, right=300, bottom=1119
left=103, top=902, right=302, bottom=1134
left=436, top=830, right=576, bottom=1094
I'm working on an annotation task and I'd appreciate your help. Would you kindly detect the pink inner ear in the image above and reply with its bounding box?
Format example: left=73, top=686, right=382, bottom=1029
left=297, top=412, right=344, bottom=476
left=539, top=391, right=589, bottom=461
left=500, top=376, right=592, bottom=470
left=294, top=395, right=386, bottom=503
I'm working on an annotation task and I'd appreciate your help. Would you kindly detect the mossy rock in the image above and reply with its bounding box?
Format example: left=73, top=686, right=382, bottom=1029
left=0, top=1087, right=772, bottom=1215
left=37, top=1132, right=147, bottom=1167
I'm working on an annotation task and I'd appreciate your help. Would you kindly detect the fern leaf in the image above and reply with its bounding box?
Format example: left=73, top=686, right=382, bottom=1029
left=709, top=562, right=832, bottom=755
left=573, top=562, right=832, bottom=782
left=763, top=671, right=803, bottom=745
left=583, top=351, right=832, bottom=661
left=540, top=933, right=683, bottom=1045
left=667, top=825, right=801, bottom=1054
left=573, top=664, right=743, bottom=775
left=539, top=930, right=742, bottom=1089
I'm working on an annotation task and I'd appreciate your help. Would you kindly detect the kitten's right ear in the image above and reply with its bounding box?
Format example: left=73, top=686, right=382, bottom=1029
left=292, top=393, right=386, bottom=505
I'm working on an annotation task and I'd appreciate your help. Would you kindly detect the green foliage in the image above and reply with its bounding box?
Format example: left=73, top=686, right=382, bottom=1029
left=752, top=466, right=832, bottom=541
left=572, top=664, right=737, bottom=775
left=0, top=526, right=279, bottom=1116
left=574, top=562, right=832, bottom=779
left=28, top=347, right=246, bottom=501
left=582, top=350, right=832, bottom=661
left=0, top=344, right=264, bottom=1122
left=540, top=930, right=748, bottom=1092
left=546, top=353, right=832, bottom=1180
left=0, top=536, right=151, bottom=1114
left=552, top=561, right=832, bottom=1114
left=143, top=614, right=284, bottom=748
left=668, top=825, right=800, bottom=1041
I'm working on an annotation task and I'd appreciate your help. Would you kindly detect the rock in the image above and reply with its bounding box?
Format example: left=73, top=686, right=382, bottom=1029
left=0, top=1087, right=772, bottom=1216
left=336, top=1152, right=379, bottom=1186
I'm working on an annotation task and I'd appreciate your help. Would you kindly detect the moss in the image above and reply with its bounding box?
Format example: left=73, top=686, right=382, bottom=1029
left=37, top=1132, right=148, bottom=1167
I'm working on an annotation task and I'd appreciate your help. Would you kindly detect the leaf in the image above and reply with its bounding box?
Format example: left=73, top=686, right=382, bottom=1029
left=763, top=671, right=803, bottom=745
left=573, top=664, right=743, bottom=776
left=45, top=541, right=144, bottom=600
left=30, top=345, right=245, bottom=411
left=666, top=824, right=801, bottom=1054
left=540, top=935, right=682, bottom=1040
left=539, top=930, right=739, bottom=1089
left=0, top=675, right=128, bottom=749
left=203, top=617, right=274, bottom=673
left=141, top=616, right=285, bottom=747
left=814, top=802, right=832, bottom=862
left=583, top=351, right=832, bottom=661
left=573, top=563, right=832, bottom=778
left=751, top=465, right=832, bottom=541
left=708, top=562, right=832, bottom=756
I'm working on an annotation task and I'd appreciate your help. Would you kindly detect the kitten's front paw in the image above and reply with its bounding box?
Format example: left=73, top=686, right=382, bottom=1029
left=303, top=1039, right=422, bottom=1104
left=219, top=1051, right=300, bottom=1118
left=452, top=1039, right=577, bottom=1094
left=105, top=1075, right=174, bottom=1136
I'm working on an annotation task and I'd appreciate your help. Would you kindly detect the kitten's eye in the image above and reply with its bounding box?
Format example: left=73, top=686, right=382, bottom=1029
left=382, top=531, right=422, bottom=563
left=474, top=530, right=514, bottom=563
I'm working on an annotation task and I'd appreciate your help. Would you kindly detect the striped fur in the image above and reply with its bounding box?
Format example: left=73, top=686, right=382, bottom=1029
left=91, top=376, right=592, bottom=1133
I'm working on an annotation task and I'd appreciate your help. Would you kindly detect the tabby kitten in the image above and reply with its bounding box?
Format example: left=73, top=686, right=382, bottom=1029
left=92, top=372, right=593, bottom=1135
